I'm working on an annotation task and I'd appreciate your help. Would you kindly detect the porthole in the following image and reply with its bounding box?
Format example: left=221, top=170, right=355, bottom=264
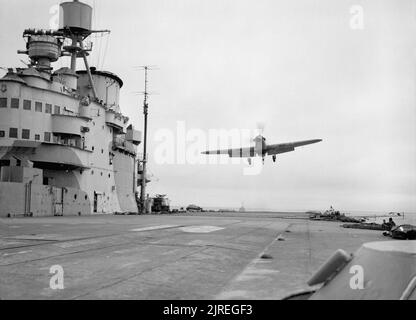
left=84, top=195, right=88, bottom=200
left=74, top=194, right=77, bottom=200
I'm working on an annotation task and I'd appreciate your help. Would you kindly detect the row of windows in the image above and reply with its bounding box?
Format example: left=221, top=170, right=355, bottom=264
left=0, top=128, right=51, bottom=141
left=0, top=127, right=107, bottom=156
left=1, top=128, right=90, bottom=151
left=0, top=98, right=61, bottom=114
left=0, top=129, right=96, bottom=154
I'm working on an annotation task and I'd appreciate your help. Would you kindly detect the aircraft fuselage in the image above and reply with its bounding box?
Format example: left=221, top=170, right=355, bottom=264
left=254, top=135, right=267, bottom=156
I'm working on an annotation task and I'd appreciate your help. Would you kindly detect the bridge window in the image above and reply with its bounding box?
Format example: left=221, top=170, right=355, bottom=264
left=44, top=132, right=51, bottom=142
left=54, top=105, right=60, bottom=114
left=0, top=98, right=6, bottom=108
left=23, top=100, right=31, bottom=110
left=35, top=134, right=40, bottom=141
left=9, top=128, right=18, bottom=138
left=45, top=104, right=52, bottom=113
left=22, top=129, right=30, bottom=139
left=0, top=130, right=5, bottom=137
left=35, top=102, right=42, bottom=112
left=11, top=98, right=19, bottom=109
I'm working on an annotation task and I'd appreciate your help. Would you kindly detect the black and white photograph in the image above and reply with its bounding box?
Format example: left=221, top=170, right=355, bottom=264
left=0, top=0, right=415, bottom=307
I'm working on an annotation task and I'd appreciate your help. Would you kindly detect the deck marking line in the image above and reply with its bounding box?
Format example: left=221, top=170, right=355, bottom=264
left=3, top=250, right=32, bottom=256
left=130, top=225, right=178, bottom=232
left=179, top=226, right=225, bottom=233
left=216, top=223, right=291, bottom=299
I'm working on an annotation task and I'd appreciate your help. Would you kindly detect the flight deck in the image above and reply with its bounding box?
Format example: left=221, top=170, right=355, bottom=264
left=0, top=212, right=382, bottom=299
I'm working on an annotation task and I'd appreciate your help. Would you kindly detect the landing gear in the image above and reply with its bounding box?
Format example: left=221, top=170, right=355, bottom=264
left=262, top=157, right=265, bottom=164
left=272, top=155, right=276, bottom=162
left=247, top=158, right=252, bottom=165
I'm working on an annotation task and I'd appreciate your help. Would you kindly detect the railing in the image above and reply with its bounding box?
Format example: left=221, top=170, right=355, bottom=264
left=51, top=134, right=83, bottom=150
left=112, top=137, right=136, bottom=155
left=105, top=110, right=125, bottom=130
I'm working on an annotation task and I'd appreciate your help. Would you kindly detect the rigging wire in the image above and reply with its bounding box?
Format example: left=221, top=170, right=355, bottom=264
left=101, top=33, right=110, bottom=70
left=92, top=0, right=97, bottom=66
left=95, top=0, right=102, bottom=68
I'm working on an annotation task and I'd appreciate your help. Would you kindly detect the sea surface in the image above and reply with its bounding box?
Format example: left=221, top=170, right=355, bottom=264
left=171, top=206, right=416, bottom=226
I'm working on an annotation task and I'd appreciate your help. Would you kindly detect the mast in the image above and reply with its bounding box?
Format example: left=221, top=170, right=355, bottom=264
left=140, top=66, right=149, bottom=213
left=59, top=0, right=109, bottom=99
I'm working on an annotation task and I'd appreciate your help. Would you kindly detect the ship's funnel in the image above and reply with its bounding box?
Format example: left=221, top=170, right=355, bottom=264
left=59, top=1, right=92, bottom=35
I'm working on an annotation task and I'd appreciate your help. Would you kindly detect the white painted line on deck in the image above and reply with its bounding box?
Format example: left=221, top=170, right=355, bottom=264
left=235, top=267, right=280, bottom=282
left=130, top=225, right=178, bottom=232
left=179, top=226, right=225, bottom=233
left=216, top=229, right=288, bottom=300
left=3, top=250, right=32, bottom=257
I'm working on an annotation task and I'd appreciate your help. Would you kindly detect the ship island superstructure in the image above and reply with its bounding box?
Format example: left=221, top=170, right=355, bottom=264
left=0, top=1, right=144, bottom=216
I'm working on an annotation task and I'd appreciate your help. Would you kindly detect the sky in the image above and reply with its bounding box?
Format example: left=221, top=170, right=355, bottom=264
left=0, top=0, right=415, bottom=212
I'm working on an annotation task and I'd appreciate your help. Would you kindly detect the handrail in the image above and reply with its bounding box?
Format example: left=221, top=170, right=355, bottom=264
left=113, top=137, right=136, bottom=155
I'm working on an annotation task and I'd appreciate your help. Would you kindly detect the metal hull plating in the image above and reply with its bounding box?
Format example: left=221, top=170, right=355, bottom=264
left=0, top=1, right=142, bottom=216
left=0, top=80, right=139, bottom=216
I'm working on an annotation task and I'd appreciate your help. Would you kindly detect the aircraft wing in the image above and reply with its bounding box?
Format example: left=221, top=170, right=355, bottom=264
left=201, top=147, right=255, bottom=158
left=266, top=139, right=322, bottom=155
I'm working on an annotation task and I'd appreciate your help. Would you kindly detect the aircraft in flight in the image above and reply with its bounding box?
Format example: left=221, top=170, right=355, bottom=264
left=201, top=135, right=322, bottom=165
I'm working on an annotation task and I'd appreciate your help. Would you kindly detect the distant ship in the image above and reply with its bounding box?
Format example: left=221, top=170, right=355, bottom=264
left=0, top=1, right=145, bottom=216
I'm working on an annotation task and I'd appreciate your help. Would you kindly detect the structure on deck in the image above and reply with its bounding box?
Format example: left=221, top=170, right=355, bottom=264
left=0, top=1, right=146, bottom=216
